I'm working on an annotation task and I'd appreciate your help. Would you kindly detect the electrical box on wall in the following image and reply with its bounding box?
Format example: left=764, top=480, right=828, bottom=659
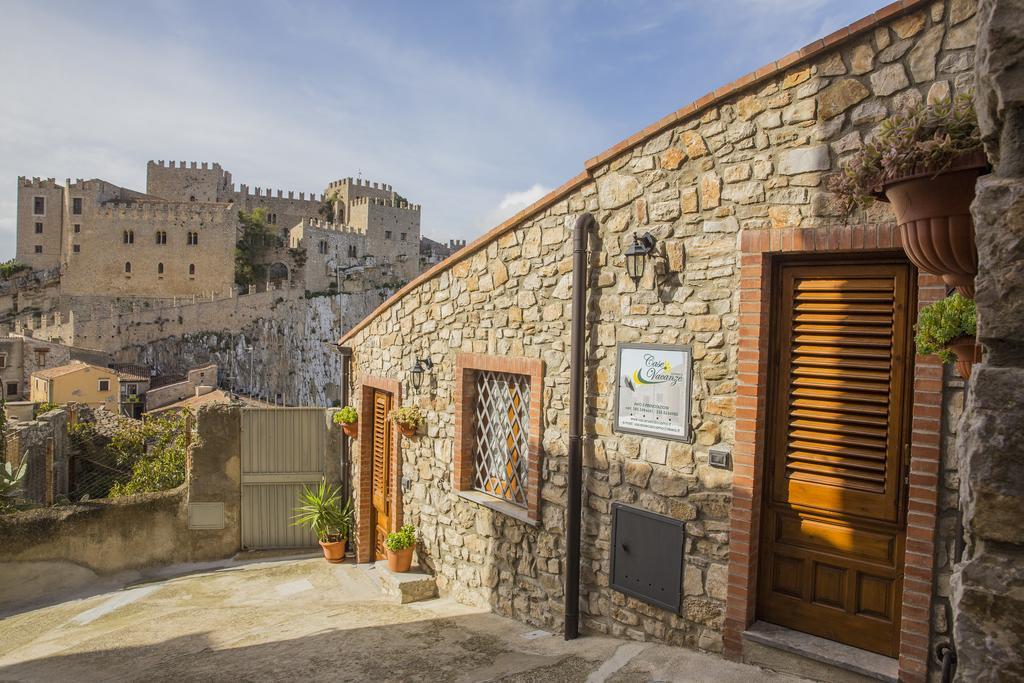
left=609, top=503, right=685, bottom=612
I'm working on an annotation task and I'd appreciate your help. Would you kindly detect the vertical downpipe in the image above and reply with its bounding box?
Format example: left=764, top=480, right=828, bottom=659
left=566, top=212, right=595, bottom=640
left=339, top=345, right=353, bottom=503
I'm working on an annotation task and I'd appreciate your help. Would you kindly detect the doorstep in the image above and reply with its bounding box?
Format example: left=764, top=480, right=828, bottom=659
left=742, top=621, right=899, bottom=683
left=360, top=561, right=438, bottom=604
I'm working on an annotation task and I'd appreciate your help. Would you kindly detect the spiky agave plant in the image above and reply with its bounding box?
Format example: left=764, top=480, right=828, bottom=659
left=291, top=478, right=353, bottom=543
left=0, top=461, right=27, bottom=512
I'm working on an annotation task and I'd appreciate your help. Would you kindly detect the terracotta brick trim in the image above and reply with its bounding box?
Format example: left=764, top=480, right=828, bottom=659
left=724, top=223, right=944, bottom=683
left=337, top=0, right=931, bottom=347
left=355, top=374, right=402, bottom=564
left=453, top=352, right=545, bottom=522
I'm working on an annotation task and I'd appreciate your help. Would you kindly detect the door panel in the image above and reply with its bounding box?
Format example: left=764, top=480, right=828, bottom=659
left=371, top=390, right=392, bottom=560
left=758, top=261, right=914, bottom=657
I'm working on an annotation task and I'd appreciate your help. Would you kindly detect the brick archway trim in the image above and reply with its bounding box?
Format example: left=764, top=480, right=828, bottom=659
left=355, top=374, right=402, bottom=564
left=724, top=224, right=945, bottom=683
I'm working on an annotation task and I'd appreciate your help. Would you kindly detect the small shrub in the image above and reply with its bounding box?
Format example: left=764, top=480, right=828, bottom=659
left=916, top=293, right=977, bottom=363
left=0, top=260, right=29, bottom=280
left=385, top=523, right=416, bottom=552
left=333, top=406, right=358, bottom=425
left=34, top=402, right=60, bottom=417
left=829, top=95, right=982, bottom=213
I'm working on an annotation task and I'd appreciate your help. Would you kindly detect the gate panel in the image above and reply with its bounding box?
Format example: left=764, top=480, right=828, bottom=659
left=241, top=408, right=328, bottom=550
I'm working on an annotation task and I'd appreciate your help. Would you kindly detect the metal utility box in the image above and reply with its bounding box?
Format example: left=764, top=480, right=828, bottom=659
left=609, top=503, right=685, bottom=612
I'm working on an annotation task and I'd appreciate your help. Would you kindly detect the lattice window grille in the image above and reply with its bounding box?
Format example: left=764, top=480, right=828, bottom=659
left=473, top=370, right=530, bottom=507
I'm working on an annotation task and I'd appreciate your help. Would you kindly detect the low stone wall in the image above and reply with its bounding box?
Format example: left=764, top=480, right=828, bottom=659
left=0, top=487, right=190, bottom=574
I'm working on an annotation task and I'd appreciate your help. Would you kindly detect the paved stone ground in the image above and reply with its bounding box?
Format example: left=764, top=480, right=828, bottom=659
left=0, top=557, right=809, bottom=682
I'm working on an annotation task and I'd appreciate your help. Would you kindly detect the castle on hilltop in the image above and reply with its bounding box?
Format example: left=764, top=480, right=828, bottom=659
left=16, top=160, right=423, bottom=298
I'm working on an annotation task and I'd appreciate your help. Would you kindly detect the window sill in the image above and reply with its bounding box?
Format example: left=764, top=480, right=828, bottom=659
left=457, top=490, right=537, bottom=526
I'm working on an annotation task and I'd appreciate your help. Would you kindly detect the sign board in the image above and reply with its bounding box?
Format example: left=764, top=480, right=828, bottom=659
left=614, top=343, right=693, bottom=442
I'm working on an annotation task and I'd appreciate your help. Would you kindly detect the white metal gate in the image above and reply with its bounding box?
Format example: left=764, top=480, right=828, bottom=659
left=241, top=408, right=327, bottom=549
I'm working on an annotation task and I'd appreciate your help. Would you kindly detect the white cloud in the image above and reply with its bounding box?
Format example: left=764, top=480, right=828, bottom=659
left=485, top=184, right=552, bottom=227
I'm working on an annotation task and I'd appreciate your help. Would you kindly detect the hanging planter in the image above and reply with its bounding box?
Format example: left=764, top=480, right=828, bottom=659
left=915, top=293, right=979, bottom=380
left=830, top=96, right=988, bottom=298
left=333, top=406, right=359, bottom=438
left=390, top=405, right=424, bottom=438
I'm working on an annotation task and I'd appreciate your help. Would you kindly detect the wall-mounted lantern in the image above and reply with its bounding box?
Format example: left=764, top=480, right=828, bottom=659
left=624, top=232, right=657, bottom=285
left=410, top=357, right=433, bottom=391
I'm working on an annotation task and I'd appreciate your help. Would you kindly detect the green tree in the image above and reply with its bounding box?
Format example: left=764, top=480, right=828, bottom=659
left=235, top=208, right=278, bottom=288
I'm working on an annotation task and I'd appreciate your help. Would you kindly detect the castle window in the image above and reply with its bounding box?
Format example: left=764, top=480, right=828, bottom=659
left=0, top=354, right=6, bottom=368
left=123, top=230, right=134, bottom=244
left=189, top=264, right=195, bottom=275
left=34, top=245, right=42, bottom=254
left=385, top=230, right=392, bottom=239
left=268, top=213, right=277, bottom=225
left=400, top=233, right=407, bottom=241
left=6, top=382, right=17, bottom=397
left=73, top=244, right=80, bottom=253
left=33, top=196, right=44, bottom=216
left=72, top=197, right=82, bottom=215
left=74, top=224, right=81, bottom=233
left=157, top=263, right=164, bottom=275
left=156, top=231, right=167, bottom=245
left=187, top=231, right=198, bottom=246
left=348, top=245, right=357, bottom=258
left=125, top=261, right=132, bottom=273
left=34, top=222, right=43, bottom=234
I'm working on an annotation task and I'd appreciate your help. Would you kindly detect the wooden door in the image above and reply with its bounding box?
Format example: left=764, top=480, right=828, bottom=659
left=371, top=389, right=393, bottom=560
left=757, top=261, right=914, bottom=657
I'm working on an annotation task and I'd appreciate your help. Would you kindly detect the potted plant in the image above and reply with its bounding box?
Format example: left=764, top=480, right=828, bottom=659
left=333, top=406, right=359, bottom=438
left=829, top=95, right=987, bottom=297
left=390, top=405, right=424, bottom=438
left=385, top=523, right=417, bottom=573
left=291, top=478, right=354, bottom=563
left=915, top=292, right=979, bottom=379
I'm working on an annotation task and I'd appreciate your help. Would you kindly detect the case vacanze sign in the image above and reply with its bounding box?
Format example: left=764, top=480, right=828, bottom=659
left=614, top=343, right=693, bottom=441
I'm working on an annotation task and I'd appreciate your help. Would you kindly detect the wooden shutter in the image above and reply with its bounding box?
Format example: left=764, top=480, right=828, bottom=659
left=371, top=390, right=390, bottom=515
left=759, top=261, right=914, bottom=657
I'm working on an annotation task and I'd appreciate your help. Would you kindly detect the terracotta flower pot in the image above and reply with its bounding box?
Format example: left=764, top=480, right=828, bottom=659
left=879, top=152, right=988, bottom=298
left=947, top=335, right=981, bottom=380
left=341, top=421, right=358, bottom=438
left=397, top=422, right=417, bottom=438
left=319, top=539, right=347, bottom=564
left=386, top=546, right=414, bottom=573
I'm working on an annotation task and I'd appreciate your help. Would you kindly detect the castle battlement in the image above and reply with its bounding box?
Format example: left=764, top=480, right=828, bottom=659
left=235, top=184, right=323, bottom=203
left=149, top=160, right=224, bottom=172
left=96, top=199, right=235, bottom=220
left=19, top=176, right=61, bottom=189
left=328, top=178, right=393, bottom=192
left=349, top=196, right=421, bottom=211
left=297, top=217, right=363, bottom=235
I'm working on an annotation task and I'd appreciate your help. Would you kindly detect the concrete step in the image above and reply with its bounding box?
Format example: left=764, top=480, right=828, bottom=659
left=742, top=621, right=898, bottom=683
left=359, top=561, right=438, bottom=604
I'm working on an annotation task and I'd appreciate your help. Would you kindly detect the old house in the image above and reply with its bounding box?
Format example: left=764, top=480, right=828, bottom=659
left=336, top=1, right=990, bottom=681
left=30, top=361, right=120, bottom=412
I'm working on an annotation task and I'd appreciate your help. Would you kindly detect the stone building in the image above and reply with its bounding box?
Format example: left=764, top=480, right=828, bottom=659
left=14, top=161, right=423, bottom=298
left=336, top=1, right=988, bottom=681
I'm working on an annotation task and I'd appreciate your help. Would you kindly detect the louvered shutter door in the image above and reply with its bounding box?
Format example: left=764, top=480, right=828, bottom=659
left=759, top=261, right=913, bottom=657
left=371, top=390, right=391, bottom=557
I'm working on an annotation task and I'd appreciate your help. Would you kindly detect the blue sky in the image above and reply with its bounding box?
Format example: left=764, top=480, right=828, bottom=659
left=0, top=0, right=884, bottom=258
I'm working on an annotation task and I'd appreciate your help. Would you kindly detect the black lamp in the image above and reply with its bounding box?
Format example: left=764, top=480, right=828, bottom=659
left=410, top=357, right=433, bottom=391
left=624, top=232, right=657, bottom=284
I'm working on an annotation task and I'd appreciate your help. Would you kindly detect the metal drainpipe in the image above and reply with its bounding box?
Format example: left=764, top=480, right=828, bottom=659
left=565, top=212, right=595, bottom=640
left=338, top=345, right=353, bottom=504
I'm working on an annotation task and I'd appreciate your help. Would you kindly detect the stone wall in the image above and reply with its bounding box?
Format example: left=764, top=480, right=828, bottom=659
left=950, top=0, right=1024, bottom=680
left=340, top=0, right=974, bottom=670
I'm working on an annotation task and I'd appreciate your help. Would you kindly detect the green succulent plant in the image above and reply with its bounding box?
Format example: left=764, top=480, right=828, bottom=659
left=1, top=460, right=27, bottom=511
left=291, top=478, right=353, bottom=543
left=829, top=95, right=983, bottom=213
left=385, top=523, right=417, bottom=552
left=333, top=406, right=358, bottom=424
left=915, top=293, right=977, bottom=364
